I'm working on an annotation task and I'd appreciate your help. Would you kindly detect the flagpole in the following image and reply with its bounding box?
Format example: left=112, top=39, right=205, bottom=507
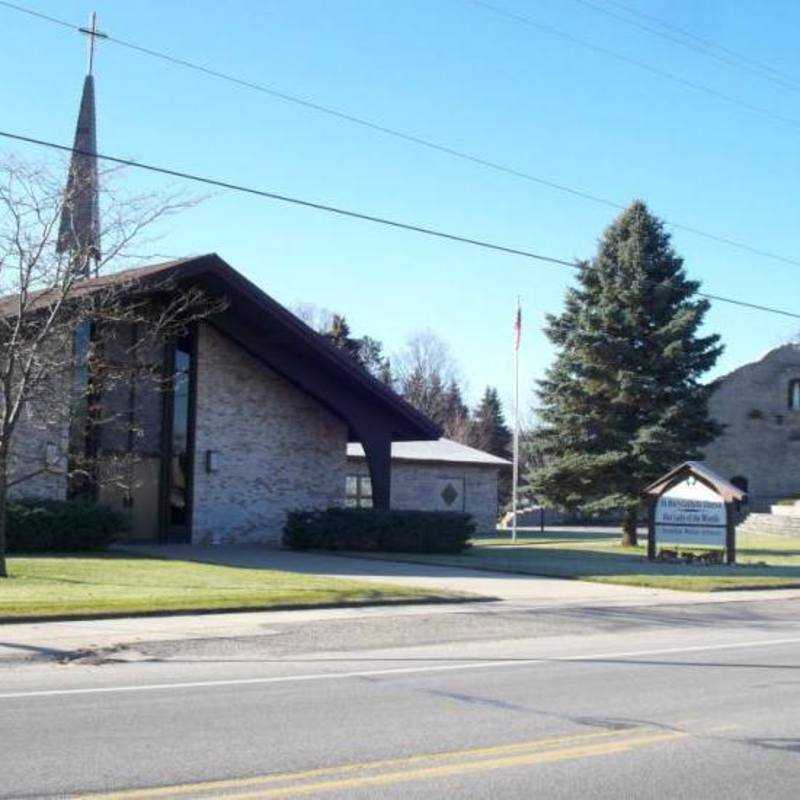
left=512, top=297, right=520, bottom=543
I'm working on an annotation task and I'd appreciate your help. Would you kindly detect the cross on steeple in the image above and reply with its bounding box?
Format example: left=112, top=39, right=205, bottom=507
left=78, top=11, right=106, bottom=76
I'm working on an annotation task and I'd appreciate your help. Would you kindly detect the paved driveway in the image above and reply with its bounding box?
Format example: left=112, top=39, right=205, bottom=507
left=123, top=545, right=702, bottom=605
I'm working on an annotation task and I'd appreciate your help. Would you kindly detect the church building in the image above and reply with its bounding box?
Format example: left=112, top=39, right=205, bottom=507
left=703, top=343, right=800, bottom=504
left=6, top=44, right=462, bottom=546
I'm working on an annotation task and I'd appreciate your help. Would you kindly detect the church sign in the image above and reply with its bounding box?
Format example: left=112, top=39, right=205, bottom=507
left=643, top=462, right=746, bottom=564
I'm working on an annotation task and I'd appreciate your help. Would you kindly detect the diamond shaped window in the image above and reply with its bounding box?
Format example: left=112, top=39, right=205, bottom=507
left=441, top=483, right=459, bottom=507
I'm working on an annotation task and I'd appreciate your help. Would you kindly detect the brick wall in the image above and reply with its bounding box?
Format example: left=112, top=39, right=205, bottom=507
left=703, top=344, right=800, bottom=498
left=6, top=345, right=71, bottom=501
left=192, top=324, right=348, bottom=544
left=348, top=458, right=500, bottom=533
left=7, top=399, right=69, bottom=500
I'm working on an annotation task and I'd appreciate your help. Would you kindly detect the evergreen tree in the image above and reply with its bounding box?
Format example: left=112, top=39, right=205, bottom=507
left=471, top=386, right=513, bottom=508
left=400, top=368, right=449, bottom=427
left=377, top=357, right=394, bottom=388
left=529, top=201, right=723, bottom=545
left=357, top=335, right=387, bottom=376
left=321, top=315, right=391, bottom=378
left=471, top=386, right=512, bottom=457
left=425, top=371, right=448, bottom=427
left=323, top=314, right=362, bottom=361
left=442, top=380, right=471, bottom=443
left=401, top=366, right=429, bottom=416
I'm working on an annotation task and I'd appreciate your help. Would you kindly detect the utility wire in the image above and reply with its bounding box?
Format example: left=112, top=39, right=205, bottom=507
left=466, top=0, right=800, bottom=131
left=600, top=0, right=800, bottom=90
left=1, top=127, right=798, bottom=322
left=2, top=1, right=800, bottom=272
left=570, top=0, right=800, bottom=92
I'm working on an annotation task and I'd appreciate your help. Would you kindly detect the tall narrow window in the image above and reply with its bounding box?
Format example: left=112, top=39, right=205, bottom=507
left=169, top=337, right=192, bottom=526
left=789, top=380, right=800, bottom=411
left=68, top=321, right=93, bottom=498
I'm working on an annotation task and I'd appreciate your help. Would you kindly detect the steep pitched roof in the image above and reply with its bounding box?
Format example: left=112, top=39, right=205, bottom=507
left=348, top=437, right=511, bottom=466
left=0, top=253, right=439, bottom=442
left=0, top=256, right=191, bottom=317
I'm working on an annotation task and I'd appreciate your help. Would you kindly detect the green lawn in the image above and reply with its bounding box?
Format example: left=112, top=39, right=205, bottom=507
left=354, top=529, right=800, bottom=592
left=0, top=553, right=457, bottom=620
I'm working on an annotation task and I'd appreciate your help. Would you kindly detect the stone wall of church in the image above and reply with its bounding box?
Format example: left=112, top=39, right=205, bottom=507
left=6, top=346, right=71, bottom=502
left=347, top=458, right=501, bottom=533
left=7, top=397, right=70, bottom=501
left=702, top=344, right=800, bottom=500
left=192, top=324, right=347, bottom=545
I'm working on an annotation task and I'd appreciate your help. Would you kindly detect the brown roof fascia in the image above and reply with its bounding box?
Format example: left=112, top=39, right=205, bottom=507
left=5, top=253, right=439, bottom=440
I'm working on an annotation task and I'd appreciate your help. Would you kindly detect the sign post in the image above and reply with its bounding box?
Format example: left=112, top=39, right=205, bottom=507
left=643, top=462, right=746, bottom=564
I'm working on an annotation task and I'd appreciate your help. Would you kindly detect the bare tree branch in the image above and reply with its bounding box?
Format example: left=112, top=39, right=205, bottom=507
left=0, top=153, right=219, bottom=576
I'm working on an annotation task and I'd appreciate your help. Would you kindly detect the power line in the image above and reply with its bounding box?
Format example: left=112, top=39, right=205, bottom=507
left=570, top=0, right=800, bottom=93
left=466, top=0, right=800, bottom=131
left=600, top=0, right=800, bottom=90
left=1, top=127, right=798, bottom=323
left=2, top=2, right=800, bottom=272
left=0, top=129, right=579, bottom=268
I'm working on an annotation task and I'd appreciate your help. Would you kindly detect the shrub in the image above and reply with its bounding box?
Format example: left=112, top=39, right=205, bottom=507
left=283, top=508, right=473, bottom=554
left=6, top=497, right=128, bottom=553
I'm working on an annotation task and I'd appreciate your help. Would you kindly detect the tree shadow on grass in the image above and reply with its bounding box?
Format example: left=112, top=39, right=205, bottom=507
left=742, top=547, right=800, bottom=558
left=97, top=542, right=800, bottom=591
left=466, top=544, right=800, bottom=583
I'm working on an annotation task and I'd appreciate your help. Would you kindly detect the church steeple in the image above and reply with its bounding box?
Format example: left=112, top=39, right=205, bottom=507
left=57, top=13, right=105, bottom=278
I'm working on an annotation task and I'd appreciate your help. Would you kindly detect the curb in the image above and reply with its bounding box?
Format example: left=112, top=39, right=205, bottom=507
left=0, top=593, right=496, bottom=626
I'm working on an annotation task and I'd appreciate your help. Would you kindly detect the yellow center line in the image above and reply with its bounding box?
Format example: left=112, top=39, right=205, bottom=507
left=78, top=728, right=647, bottom=799
left=223, top=731, right=688, bottom=799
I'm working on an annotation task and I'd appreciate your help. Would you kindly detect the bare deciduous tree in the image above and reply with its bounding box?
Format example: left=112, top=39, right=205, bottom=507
left=393, top=328, right=460, bottom=390
left=291, top=302, right=335, bottom=335
left=0, top=155, right=217, bottom=576
left=393, top=329, right=470, bottom=434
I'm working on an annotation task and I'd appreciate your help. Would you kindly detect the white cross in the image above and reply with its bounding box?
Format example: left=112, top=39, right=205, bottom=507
left=78, top=11, right=107, bottom=76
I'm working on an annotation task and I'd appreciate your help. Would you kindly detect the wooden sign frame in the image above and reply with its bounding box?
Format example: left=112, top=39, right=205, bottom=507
left=643, top=461, right=746, bottom=565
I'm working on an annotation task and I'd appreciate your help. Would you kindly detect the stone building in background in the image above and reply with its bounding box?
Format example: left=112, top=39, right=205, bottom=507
left=702, top=344, right=800, bottom=503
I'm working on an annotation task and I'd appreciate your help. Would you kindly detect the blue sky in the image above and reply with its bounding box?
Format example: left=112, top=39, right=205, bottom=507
left=2, top=0, right=799, bottom=416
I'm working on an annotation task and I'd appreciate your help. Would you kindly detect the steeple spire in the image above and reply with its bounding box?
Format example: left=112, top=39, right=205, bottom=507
left=57, top=12, right=106, bottom=278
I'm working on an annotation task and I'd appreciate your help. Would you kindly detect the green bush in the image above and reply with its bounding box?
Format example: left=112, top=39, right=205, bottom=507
left=283, top=508, right=473, bottom=554
left=6, top=498, right=128, bottom=553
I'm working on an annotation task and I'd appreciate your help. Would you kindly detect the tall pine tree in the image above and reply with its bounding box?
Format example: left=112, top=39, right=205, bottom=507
left=529, top=201, right=723, bottom=546
left=442, top=380, right=471, bottom=443
left=472, top=386, right=513, bottom=507
left=471, top=387, right=512, bottom=457
left=323, top=314, right=362, bottom=361
left=320, top=315, right=391, bottom=378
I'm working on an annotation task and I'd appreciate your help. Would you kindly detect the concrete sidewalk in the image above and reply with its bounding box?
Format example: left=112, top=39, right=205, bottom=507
left=125, top=544, right=800, bottom=605
left=4, top=546, right=800, bottom=665
left=128, top=545, right=684, bottom=604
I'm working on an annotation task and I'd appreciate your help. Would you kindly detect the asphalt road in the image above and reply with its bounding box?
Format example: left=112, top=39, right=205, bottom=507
left=3, top=599, right=800, bottom=799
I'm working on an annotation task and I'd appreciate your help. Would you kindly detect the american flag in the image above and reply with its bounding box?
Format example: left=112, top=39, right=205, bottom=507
left=513, top=304, right=522, bottom=350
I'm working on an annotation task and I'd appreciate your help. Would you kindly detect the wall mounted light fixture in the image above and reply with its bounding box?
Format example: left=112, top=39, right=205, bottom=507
left=206, top=450, right=219, bottom=473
